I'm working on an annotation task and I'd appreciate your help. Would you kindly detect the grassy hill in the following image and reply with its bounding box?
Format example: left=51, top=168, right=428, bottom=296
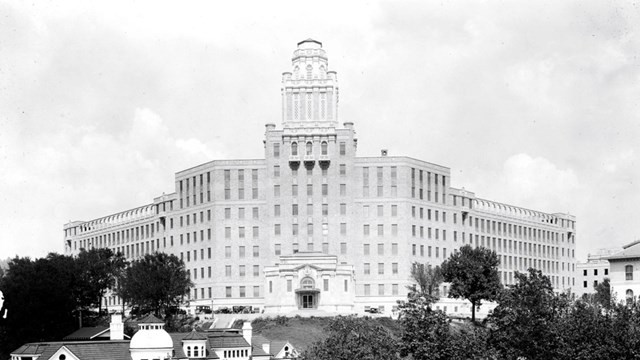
left=245, top=316, right=403, bottom=352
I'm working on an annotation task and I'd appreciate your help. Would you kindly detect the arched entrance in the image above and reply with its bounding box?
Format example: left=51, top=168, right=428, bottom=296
left=295, top=277, right=319, bottom=309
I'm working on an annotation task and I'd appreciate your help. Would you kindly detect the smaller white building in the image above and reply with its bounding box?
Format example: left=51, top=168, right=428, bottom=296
left=607, top=241, right=640, bottom=303
left=575, top=248, right=619, bottom=298
left=264, top=252, right=355, bottom=313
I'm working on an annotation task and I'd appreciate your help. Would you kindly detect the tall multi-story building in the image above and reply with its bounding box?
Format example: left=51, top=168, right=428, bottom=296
left=63, top=39, right=577, bottom=315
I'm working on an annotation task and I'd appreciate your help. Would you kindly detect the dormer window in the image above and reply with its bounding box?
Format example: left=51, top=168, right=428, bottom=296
left=187, top=346, right=191, bottom=357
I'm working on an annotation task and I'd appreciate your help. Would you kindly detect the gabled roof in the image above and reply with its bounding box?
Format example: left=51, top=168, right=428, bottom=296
left=607, top=241, right=640, bottom=261
left=64, top=326, right=108, bottom=340
left=12, top=340, right=131, bottom=360
left=138, top=314, right=164, bottom=324
left=183, top=329, right=208, bottom=341
left=63, top=326, right=131, bottom=340
left=208, top=332, right=250, bottom=349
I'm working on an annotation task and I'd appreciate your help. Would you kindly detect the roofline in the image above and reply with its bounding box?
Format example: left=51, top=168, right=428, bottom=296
left=297, top=39, right=322, bottom=47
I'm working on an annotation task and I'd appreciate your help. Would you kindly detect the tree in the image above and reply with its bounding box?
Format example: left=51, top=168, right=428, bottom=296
left=440, top=245, right=501, bottom=322
left=592, top=277, right=612, bottom=310
left=117, top=252, right=192, bottom=317
left=0, top=254, right=94, bottom=358
left=488, top=268, right=567, bottom=360
left=301, top=316, right=400, bottom=360
left=76, top=248, right=127, bottom=314
left=408, top=262, right=443, bottom=301
left=397, top=292, right=452, bottom=360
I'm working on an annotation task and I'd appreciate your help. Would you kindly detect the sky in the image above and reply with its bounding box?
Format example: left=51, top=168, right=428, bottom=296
left=0, top=0, right=638, bottom=261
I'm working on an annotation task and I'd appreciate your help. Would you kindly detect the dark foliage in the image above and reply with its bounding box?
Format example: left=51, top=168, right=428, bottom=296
left=116, top=252, right=192, bottom=317
left=441, top=245, right=501, bottom=322
left=301, top=316, right=400, bottom=360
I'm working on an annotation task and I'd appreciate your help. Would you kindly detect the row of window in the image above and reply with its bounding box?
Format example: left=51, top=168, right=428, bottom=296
left=272, top=141, right=348, bottom=158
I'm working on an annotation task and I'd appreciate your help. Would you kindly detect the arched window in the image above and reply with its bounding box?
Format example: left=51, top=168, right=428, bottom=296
left=291, top=142, right=298, bottom=156
left=301, top=277, right=315, bottom=289
left=306, top=142, right=313, bottom=155
left=627, top=265, right=634, bottom=280
left=194, top=347, right=199, bottom=357
left=306, top=65, right=313, bottom=79
left=627, top=289, right=634, bottom=305
left=321, top=141, right=328, bottom=155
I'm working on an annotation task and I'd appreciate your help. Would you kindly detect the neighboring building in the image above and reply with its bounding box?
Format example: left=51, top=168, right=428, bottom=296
left=607, top=240, right=640, bottom=304
left=62, top=39, right=577, bottom=315
left=575, top=248, right=619, bottom=298
left=11, top=315, right=292, bottom=360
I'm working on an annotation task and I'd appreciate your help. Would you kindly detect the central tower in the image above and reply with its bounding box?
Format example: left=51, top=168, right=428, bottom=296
left=281, top=39, right=339, bottom=129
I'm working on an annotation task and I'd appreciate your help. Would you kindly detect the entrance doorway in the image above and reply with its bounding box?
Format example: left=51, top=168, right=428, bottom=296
left=302, top=294, right=315, bottom=309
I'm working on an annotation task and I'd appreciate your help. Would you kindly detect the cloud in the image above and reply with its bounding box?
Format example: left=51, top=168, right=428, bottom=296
left=0, top=107, right=220, bottom=258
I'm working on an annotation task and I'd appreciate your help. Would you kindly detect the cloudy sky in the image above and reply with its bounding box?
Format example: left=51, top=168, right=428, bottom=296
left=1, top=1, right=638, bottom=261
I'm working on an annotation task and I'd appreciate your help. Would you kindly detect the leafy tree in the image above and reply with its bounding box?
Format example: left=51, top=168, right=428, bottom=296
left=440, top=245, right=501, bottom=322
left=408, top=262, right=443, bottom=301
left=0, top=254, right=92, bottom=358
left=301, top=316, right=400, bottom=360
left=592, top=277, right=612, bottom=310
left=76, top=248, right=127, bottom=314
left=397, top=292, right=451, bottom=360
left=117, top=252, right=192, bottom=317
left=488, top=268, right=567, bottom=360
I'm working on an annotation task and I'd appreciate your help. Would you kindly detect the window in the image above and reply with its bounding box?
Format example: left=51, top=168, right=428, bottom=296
left=378, top=284, right=385, bottom=295
left=339, top=142, right=346, bottom=156
left=321, top=141, right=328, bottom=155
left=323, top=279, right=329, bottom=291
left=378, top=263, right=384, bottom=275
left=627, top=265, right=634, bottom=280
left=594, top=269, right=598, bottom=276
left=275, top=244, right=281, bottom=255
left=605, top=268, right=609, bottom=276
left=225, top=265, right=232, bottom=277
left=364, top=263, right=370, bottom=275
left=364, top=244, right=370, bottom=255
left=627, top=289, right=634, bottom=304
left=273, top=143, right=280, bottom=157
left=340, top=242, right=347, bottom=254
left=253, top=265, right=260, bottom=277
left=226, top=286, right=232, bottom=298
left=306, top=141, right=313, bottom=155
left=291, top=142, right=298, bottom=156
left=239, top=265, right=246, bottom=277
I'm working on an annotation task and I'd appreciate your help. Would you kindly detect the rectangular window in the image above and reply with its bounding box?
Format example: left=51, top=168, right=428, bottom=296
left=378, top=263, right=384, bottom=275
left=378, top=243, right=384, bottom=255
left=340, top=242, right=347, bottom=254
left=226, top=286, right=232, bottom=298
left=378, top=284, right=385, bottom=296
left=392, top=263, right=398, bottom=274
left=239, top=286, right=246, bottom=298
left=225, top=265, right=232, bottom=277
left=364, top=244, right=370, bottom=255
left=274, top=165, right=280, bottom=177
left=364, top=263, right=370, bottom=275
left=324, top=279, right=329, bottom=291
left=253, top=245, right=259, bottom=257
left=239, top=265, right=246, bottom=277
left=225, top=246, right=231, bottom=258
left=275, top=244, right=281, bottom=255
left=364, top=284, right=371, bottom=296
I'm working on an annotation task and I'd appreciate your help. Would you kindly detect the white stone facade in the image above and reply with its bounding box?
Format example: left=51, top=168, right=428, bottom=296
left=63, top=39, right=577, bottom=316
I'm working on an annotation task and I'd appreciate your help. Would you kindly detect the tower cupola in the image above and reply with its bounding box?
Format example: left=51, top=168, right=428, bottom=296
left=282, top=39, right=338, bottom=129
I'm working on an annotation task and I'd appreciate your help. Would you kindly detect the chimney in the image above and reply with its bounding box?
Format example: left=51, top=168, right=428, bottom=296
left=381, top=149, right=388, bottom=156
left=262, top=342, right=271, bottom=355
left=110, top=314, right=124, bottom=340
left=242, top=321, right=252, bottom=345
